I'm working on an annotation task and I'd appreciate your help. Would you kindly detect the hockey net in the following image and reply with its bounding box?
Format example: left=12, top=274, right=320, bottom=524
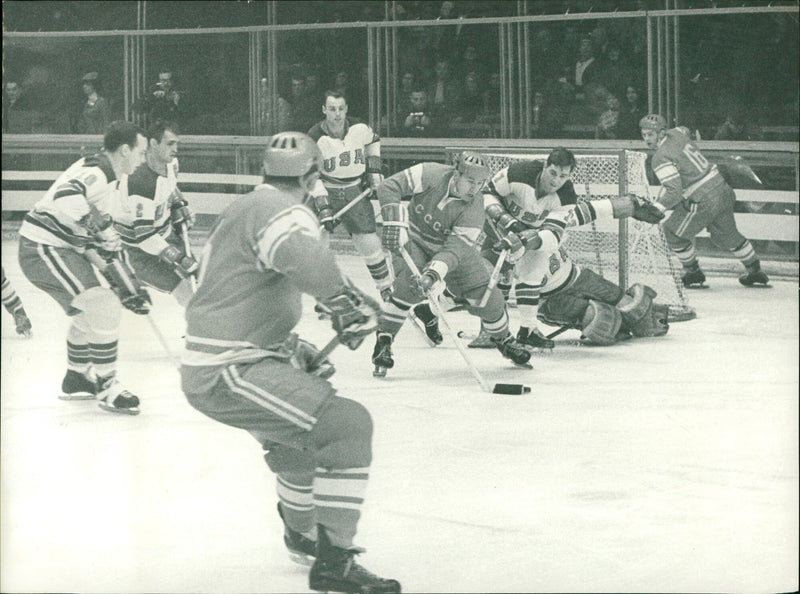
left=480, top=150, right=696, bottom=322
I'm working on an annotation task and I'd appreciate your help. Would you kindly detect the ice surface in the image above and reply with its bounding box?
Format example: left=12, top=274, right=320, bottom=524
left=2, top=240, right=798, bottom=594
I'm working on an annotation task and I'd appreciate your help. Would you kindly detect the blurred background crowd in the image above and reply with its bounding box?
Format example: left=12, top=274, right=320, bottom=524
left=3, top=0, right=798, bottom=141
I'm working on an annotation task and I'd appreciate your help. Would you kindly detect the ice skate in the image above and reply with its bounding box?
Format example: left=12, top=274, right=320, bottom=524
left=492, top=334, right=533, bottom=369
left=465, top=327, right=495, bottom=348
left=517, top=326, right=555, bottom=351
left=379, top=287, right=393, bottom=302
left=371, top=332, right=394, bottom=377
left=681, top=267, right=707, bottom=288
left=277, top=503, right=316, bottom=566
left=96, top=375, right=140, bottom=415
left=59, top=369, right=97, bottom=401
left=315, top=303, right=331, bottom=320
left=309, top=526, right=401, bottom=593
left=408, top=302, right=442, bottom=346
left=12, top=307, right=32, bottom=338
left=739, top=269, right=769, bottom=287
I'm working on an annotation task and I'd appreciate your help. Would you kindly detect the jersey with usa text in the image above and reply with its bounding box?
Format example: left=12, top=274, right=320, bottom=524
left=484, top=160, right=577, bottom=241
left=651, top=128, right=726, bottom=210
left=308, top=118, right=379, bottom=191
left=181, top=183, right=347, bottom=395
left=18, top=153, right=119, bottom=249
left=112, top=158, right=180, bottom=256
left=378, top=162, right=484, bottom=268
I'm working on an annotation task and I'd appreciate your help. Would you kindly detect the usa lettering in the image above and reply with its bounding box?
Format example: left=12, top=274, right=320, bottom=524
left=323, top=149, right=365, bottom=172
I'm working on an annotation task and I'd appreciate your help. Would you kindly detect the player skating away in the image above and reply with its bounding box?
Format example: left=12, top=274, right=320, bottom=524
left=180, top=132, right=400, bottom=594
left=640, top=114, right=769, bottom=288
left=371, top=151, right=532, bottom=377
left=469, top=148, right=664, bottom=350
left=17, top=121, right=151, bottom=413
left=1, top=266, right=32, bottom=338
left=112, top=119, right=197, bottom=306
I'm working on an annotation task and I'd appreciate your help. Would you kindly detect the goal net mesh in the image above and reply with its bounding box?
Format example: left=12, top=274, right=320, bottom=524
left=480, top=150, right=696, bottom=321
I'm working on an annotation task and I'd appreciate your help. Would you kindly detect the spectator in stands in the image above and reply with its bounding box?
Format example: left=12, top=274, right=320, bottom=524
left=483, top=71, right=502, bottom=125
left=530, top=90, right=561, bottom=138
left=617, top=85, right=646, bottom=139
left=595, top=93, right=621, bottom=139
left=450, top=71, right=488, bottom=136
left=284, top=71, right=318, bottom=133
left=713, top=102, right=764, bottom=141
left=426, top=57, right=461, bottom=132
left=2, top=79, right=43, bottom=133
left=399, top=87, right=442, bottom=137
left=393, top=70, right=418, bottom=129
left=600, top=45, right=631, bottom=100
left=74, top=72, right=111, bottom=134
left=258, top=77, right=292, bottom=134
left=573, top=37, right=603, bottom=102
left=133, top=70, right=188, bottom=127
left=456, top=45, right=486, bottom=82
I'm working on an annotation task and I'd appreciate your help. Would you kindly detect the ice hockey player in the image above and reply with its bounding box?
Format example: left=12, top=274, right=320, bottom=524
left=469, top=147, right=664, bottom=350
left=640, top=113, right=769, bottom=287
left=111, top=119, right=197, bottom=306
left=180, top=131, right=400, bottom=593
left=537, top=247, right=668, bottom=345
left=371, top=151, right=532, bottom=376
left=17, top=120, right=150, bottom=414
left=1, top=266, right=33, bottom=338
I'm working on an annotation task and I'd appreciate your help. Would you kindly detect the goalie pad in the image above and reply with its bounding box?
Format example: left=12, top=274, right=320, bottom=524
left=629, top=302, right=670, bottom=337
left=580, top=300, right=622, bottom=346
left=616, top=283, right=657, bottom=328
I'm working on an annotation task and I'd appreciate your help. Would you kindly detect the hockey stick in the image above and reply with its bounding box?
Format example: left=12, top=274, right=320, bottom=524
left=310, top=335, right=340, bottom=368
left=325, top=187, right=372, bottom=230
left=399, top=246, right=530, bottom=395
left=180, top=222, right=198, bottom=293
left=478, top=249, right=508, bottom=308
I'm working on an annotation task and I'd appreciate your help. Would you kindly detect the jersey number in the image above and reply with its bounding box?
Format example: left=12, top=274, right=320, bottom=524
left=682, top=144, right=709, bottom=172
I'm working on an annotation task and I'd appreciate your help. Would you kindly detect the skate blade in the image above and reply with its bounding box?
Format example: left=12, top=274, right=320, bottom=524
left=684, top=284, right=709, bottom=289
left=98, top=402, right=140, bottom=415
left=511, top=361, right=534, bottom=370
left=58, top=393, right=96, bottom=401
left=287, top=550, right=314, bottom=567
left=373, top=367, right=388, bottom=378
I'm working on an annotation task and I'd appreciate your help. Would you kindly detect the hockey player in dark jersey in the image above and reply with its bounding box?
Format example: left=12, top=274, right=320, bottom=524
left=641, top=114, right=769, bottom=287
left=18, top=121, right=150, bottom=414
left=113, top=120, right=197, bottom=306
left=371, top=151, right=532, bottom=376
left=180, top=132, right=400, bottom=593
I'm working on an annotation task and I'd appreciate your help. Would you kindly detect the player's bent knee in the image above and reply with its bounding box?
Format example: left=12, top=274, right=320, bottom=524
left=468, top=286, right=504, bottom=319
left=580, top=300, right=622, bottom=346
left=263, top=443, right=316, bottom=474
left=311, top=396, right=373, bottom=468
left=70, top=286, right=121, bottom=333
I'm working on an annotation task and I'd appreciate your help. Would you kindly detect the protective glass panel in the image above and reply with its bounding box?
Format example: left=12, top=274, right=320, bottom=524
left=677, top=12, right=799, bottom=140
left=3, top=35, right=125, bottom=134
left=142, top=33, right=250, bottom=135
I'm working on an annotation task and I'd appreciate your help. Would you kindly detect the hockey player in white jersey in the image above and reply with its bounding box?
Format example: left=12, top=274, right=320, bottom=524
left=17, top=121, right=151, bottom=414
left=470, top=148, right=664, bottom=350
left=112, top=120, right=197, bottom=306
left=180, top=132, right=400, bottom=593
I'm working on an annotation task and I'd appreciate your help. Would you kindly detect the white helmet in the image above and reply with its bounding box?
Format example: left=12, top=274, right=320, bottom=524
left=456, top=151, right=491, bottom=180
left=639, top=114, right=668, bottom=133
left=263, top=132, right=322, bottom=177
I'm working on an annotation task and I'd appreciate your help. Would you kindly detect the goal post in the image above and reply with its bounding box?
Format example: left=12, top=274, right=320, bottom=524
left=459, top=149, right=696, bottom=322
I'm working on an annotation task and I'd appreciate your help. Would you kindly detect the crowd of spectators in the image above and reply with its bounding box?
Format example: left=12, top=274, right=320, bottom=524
left=3, top=1, right=798, bottom=141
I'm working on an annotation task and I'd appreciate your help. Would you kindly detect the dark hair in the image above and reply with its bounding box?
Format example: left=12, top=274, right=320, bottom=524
left=103, top=121, right=145, bottom=152
left=147, top=119, right=179, bottom=143
left=323, top=89, right=347, bottom=105
left=546, top=147, right=577, bottom=171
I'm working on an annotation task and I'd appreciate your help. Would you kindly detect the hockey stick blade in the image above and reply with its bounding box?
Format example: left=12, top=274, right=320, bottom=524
left=492, top=383, right=531, bottom=395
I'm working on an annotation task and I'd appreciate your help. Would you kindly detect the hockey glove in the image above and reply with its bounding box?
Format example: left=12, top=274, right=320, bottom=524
left=380, top=202, right=409, bottom=252
left=159, top=245, right=199, bottom=279
left=83, top=209, right=122, bottom=252
left=486, top=202, right=525, bottom=234
left=321, top=284, right=380, bottom=350
left=630, top=196, right=665, bottom=224
left=101, top=253, right=152, bottom=315
left=518, top=228, right=543, bottom=250
left=285, top=334, right=336, bottom=379
left=416, top=260, right=447, bottom=298
left=313, top=194, right=336, bottom=233
left=170, top=196, right=195, bottom=232
left=493, top=231, right=525, bottom=263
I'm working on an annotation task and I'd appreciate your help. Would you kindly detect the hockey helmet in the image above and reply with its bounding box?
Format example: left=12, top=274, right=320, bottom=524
left=263, top=132, right=322, bottom=177
left=456, top=151, right=491, bottom=180
left=639, top=114, right=668, bottom=133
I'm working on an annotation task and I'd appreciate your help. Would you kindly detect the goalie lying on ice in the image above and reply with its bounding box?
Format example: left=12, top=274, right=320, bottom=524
left=537, top=248, right=669, bottom=346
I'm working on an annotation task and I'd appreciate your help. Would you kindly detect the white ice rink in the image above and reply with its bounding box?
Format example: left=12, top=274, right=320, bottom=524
left=1, top=238, right=798, bottom=594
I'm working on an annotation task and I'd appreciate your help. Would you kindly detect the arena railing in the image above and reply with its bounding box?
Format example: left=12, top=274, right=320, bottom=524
left=2, top=134, right=798, bottom=263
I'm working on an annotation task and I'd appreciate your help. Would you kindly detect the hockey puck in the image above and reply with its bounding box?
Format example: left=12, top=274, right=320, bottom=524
left=492, top=383, right=531, bottom=395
